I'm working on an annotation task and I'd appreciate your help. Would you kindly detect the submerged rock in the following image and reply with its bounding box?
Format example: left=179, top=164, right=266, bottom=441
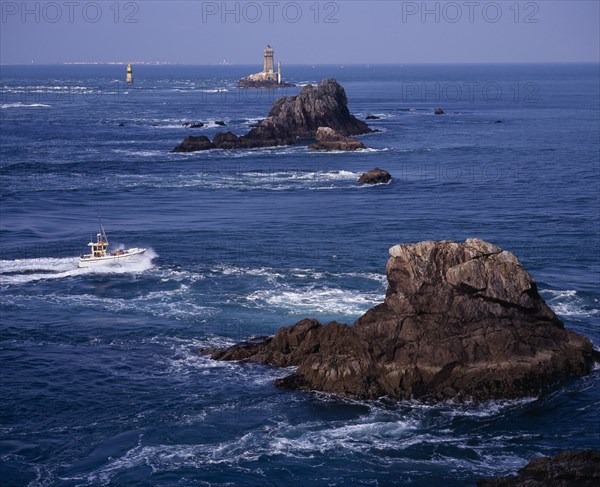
left=172, top=79, right=371, bottom=152
left=182, top=122, right=204, bottom=128
left=207, top=239, right=598, bottom=401
left=434, top=107, right=445, bottom=115
left=309, top=127, right=366, bottom=151
left=214, top=120, right=226, bottom=126
left=477, top=450, right=600, bottom=487
left=357, top=167, right=392, bottom=185
left=365, top=114, right=381, bottom=120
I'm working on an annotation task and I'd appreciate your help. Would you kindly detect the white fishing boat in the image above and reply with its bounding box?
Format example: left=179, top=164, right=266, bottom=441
left=78, top=223, right=145, bottom=268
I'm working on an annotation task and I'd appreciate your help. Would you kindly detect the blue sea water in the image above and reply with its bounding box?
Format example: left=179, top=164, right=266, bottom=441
left=0, top=63, right=599, bottom=486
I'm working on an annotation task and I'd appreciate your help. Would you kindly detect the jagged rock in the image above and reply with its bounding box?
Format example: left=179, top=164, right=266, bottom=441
left=434, top=107, right=445, bottom=115
left=477, top=450, right=600, bottom=487
left=358, top=168, right=392, bottom=185
left=309, top=127, right=366, bottom=151
left=182, top=122, right=204, bottom=128
left=207, top=239, right=598, bottom=401
left=214, top=120, right=226, bottom=126
left=171, top=135, right=214, bottom=152
left=265, top=78, right=372, bottom=137
left=366, top=114, right=381, bottom=120
left=172, top=79, right=372, bottom=152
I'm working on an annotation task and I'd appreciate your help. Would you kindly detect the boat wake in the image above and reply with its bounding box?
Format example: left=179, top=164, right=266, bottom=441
left=0, top=249, right=158, bottom=285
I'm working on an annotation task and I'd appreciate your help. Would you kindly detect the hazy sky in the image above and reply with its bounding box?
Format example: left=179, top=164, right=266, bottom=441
left=1, top=1, right=599, bottom=64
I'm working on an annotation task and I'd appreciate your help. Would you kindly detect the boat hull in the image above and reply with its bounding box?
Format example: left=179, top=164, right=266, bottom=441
left=78, top=248, right=146, bottom=268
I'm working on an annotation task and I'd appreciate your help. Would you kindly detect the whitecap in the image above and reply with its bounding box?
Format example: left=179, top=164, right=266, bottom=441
left=0, top=102, right=51, bottom=108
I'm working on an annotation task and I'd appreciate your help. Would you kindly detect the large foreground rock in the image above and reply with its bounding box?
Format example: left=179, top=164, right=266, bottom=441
left=309, top=127, right=365, bottom=151
left=477, top=450, right=600, bottom=486
left=172, top=79, right=371, bottom=152
left=207, top=239, right=598, bottom=401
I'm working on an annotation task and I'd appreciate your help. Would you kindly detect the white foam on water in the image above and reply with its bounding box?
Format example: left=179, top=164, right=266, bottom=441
left=210, top=263, right=285, bottom=281
left=246, top=285, right=384, bottom=316
left=3, top=279, right=212, bottom=323
left=1, top=102, right=51, bottom=108
left=544, top=289, right=599, bottom=318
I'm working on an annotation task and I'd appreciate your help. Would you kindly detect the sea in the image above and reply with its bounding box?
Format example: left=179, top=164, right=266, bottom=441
left=1, top=63, right=599, bottom=486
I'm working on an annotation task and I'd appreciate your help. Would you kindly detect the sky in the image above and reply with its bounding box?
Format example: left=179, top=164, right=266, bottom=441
left=1, top=0, right=599, bottom=64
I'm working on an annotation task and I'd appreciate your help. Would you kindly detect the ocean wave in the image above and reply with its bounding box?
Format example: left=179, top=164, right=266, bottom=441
left=2, top=281, right=211, bottom=323
left=115, top=169, right=360, bottom=192
left=69, top=398, right=532, bottom=485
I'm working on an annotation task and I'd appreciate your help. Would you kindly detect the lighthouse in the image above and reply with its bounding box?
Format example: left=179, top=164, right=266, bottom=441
left=263, top=45, right=275, bottom=75
left=126, top=63, right=133, bottom=84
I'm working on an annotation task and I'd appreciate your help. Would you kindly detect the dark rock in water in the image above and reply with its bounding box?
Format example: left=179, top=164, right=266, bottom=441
left=494, top=120, right=504, bottom=124
left=118, top=123, right=125, bottom=127
left=208, top=239, right=598, bottom=401
left=214, top=120, right=226, bottom=126
left=171, top=135, right=215, bottom=152
left=358, top=167, right=392, bottom=185
left=365, top=114, right=381, bottom=120
left=266, top=78, right=372, bottom=137
left=434, top=107, right=445, bottom=115
left=309, top=127, right=365, bottom=151
left=172, top=78, right=372, bottom=152
left=477, top=450, right=600, bottom=487
left=213, top=131, right=241, bottom=149
left=182, top=122, right=204, bottom=128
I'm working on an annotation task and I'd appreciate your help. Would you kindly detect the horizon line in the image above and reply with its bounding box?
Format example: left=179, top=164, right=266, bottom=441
left=2, top=61, right=599, bottom=67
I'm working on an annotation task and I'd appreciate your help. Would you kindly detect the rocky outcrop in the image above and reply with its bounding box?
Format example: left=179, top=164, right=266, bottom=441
left=207, top=239, right=598, bottom=401
left=237, top=72, right=295, bottom=88
left=172, top=135, right=214, bottom=152
left=477, top=450, right=600, bottom=487
left=309, top=127, right=366, bottom=151
left=366, top=114, right=381, bottom=120
left=182, top=122, right=204, bottom=128
left=358, top=168, right=392, bottom=185
left=434, top=107, right=445, bottom=115
left=172, top=79, right=371, bottom=152
left=266, top=78, right=371, bottom=137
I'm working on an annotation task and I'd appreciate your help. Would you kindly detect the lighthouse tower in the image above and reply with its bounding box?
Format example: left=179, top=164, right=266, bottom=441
left=126, top=63, right=133, bottom=84
left=263, top=46, right=275, bottom=76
